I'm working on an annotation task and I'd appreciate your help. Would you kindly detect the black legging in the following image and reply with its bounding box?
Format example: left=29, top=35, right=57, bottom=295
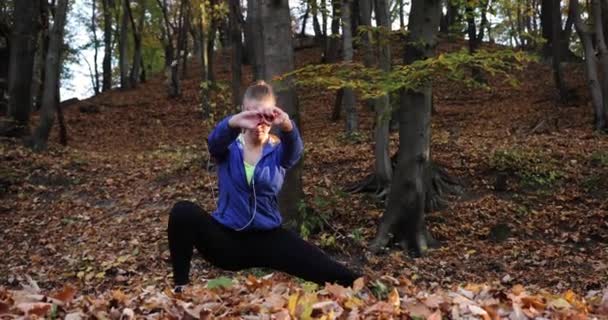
left=168, top=201, right=360, bottom=287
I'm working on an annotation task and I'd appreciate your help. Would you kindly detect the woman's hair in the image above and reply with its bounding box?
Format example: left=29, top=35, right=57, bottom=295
left=243, top=80, right=275, bottom=103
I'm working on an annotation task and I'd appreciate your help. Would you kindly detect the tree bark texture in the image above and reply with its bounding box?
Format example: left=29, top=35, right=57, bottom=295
left=102, top=0, right=113, bottom=91
left=370, top=0, right=441, bottom=257
left=119, top=0, right=130, bottom=89
left=341, top=0, right=357, bottom=134
left=31, top=0, right=68, bottom=150
left=7, top=0, right=40, bottom=128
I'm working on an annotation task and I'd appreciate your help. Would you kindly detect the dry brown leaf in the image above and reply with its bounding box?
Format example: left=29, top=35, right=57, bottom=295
left=352, top=277, right=365, bottom=292
left=405, top=302, right=432, bottom=318
left=16, top=302, right=52, bottom=317
left=428, top=309, right=442, bottom=320
left=51, top=285, right=77, bottom=304
left=511, top=284, right=525, bottom=296
left=325, top=283, right=350, bottom=300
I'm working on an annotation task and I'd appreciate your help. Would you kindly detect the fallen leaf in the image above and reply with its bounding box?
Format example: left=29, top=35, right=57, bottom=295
left=16, top=302, right=52, bottom=317
left=51, top=285, right=77, bottom=304
left=428, top=309, right=442, bottom=320
left=353, top=277, right=365, bottom=292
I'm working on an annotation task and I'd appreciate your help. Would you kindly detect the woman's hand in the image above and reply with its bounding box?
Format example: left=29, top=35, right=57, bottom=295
left=228, top=110, right=263, bottom=130
left=264, top=107, right=293, bottom=132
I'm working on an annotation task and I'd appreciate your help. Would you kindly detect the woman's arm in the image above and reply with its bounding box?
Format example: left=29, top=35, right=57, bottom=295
left=207, top=111, right=261, bottom=159
left=270, top=108, right=304, bottom=169
left=207, top=116, right=240, bottom=160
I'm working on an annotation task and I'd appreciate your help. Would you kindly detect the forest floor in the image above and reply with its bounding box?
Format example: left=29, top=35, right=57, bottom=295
left=1, top=39, right=608, bottom=318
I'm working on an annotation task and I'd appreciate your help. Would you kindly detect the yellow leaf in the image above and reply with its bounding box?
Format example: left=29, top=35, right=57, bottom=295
left=288, top=292, right=299, bottom=317
left=389, top=288, right=400, bottom=308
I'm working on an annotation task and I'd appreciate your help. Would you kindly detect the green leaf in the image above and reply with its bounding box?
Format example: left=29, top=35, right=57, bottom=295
left=206, top=276, right=234, bottom=289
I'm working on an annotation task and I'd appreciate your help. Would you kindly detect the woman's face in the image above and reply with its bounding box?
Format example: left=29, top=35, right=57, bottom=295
left=243, top=98, right=274, bottom=141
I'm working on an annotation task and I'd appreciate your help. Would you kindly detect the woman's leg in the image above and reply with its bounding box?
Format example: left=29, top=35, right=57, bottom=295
left=167, top=200, right=257, bottom=285
left=245, top=228, right=361, bottom=287
left=169, top=202, right=359, bottom=286
left=167, top=201, right=208, bottom=285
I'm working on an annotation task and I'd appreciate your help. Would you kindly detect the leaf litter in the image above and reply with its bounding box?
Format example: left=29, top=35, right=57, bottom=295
left=1, top=40, right=608, bottom=318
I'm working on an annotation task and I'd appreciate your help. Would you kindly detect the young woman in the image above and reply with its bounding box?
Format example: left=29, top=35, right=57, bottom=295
left=168, top=81, right=360, bottom=291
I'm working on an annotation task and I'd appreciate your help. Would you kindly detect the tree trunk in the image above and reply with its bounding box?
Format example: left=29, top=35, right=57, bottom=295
left=35, top=0, right=50, bottom=112
left=441, top=0, right=459, bottom=34
left=551, top=0, right=567, bottom=101
left=594, top=0, right=608, bottom=120
left=321, top=0, right=328, bottom=38
left=370, top=0, right=441, bottom=257
left=200, top=0, right=211, bottom=118
left=180, top=0, right=190, bottom=79
left=359, top=0, right=374, bottom=68
left=91, top=0, right=100, bottom=95
left=311, top=0, right=323, bottom=41
left=229, top=0, right=243, bottom=110
left=126, top=0, right=144, bottom=88
left=342, top=0, right=357, bottom=134
left=157, top=0, right=179, bottom=97
left=30, top=0, right=68, bottom=151
left=350, top=0, right=359, bottom=37
left=324, top=0, right=341, bottom=63
left=573, top=0, right=607, bottom=130
left=102, top=0, right=113, bottom=91
left=399, top=0, right=404, bottom=29
left=541, top=0, right=553, bottom=56
left=119, top=0, right=130, bottom=89
left=300, top=2, right=310, bottom=37
left=247, top=0, right=264, bottom=78
left=256, top=0, right=304, bottom=229
left=207, top=20, right=216, bottom=82
left=7, top=0, right=40, bottom=130
left=373, top=0, right=392, bottom=193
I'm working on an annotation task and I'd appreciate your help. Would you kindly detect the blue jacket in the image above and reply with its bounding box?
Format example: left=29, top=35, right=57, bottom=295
left=207, top=115, right=304, bottom=231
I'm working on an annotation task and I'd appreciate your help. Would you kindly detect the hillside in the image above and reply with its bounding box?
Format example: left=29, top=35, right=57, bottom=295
left=1, top=40, right=607, bottom=318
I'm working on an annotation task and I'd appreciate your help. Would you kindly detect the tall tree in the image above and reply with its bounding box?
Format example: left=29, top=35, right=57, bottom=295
left=92, top=0, right=101, bottom=94
left=229, top=0, right=243, bottom=109
left=7, top=0, right=40, bottom=131
left=573, top=0, right=608, bottom=130
left=370, top=0, right=442, bottom=257
left=311, top=0, right=323, bottom=41
left=372, top=0, right=392, bottom=197
left=102, top=0, right=114, bottom=91
left=126, top=0, right=145, bottom=88
left=30, top=0, right=69, bottom=150
left=324, top=0, right=341, bottom=63
left=255, top=0, right=304, bottom=228
left=199, top=0, right=211, bottom=118
left=342, top=0, right=357, bottom=134
left=119, top=0, right=130, bottom=89
left=156, top=0, right=180, bottom=97
left=551, top=0, right=567, bottom=100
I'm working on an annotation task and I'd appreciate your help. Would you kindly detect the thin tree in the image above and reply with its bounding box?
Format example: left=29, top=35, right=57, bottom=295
left=126, top=0, right=145, bottom=88
left=550, top=0, right=567, bottom=100
left=92, top=0, right=101, bottom=94
left=30, top=0, right=69, bottom=151
left=229, top=0, right=243, bottom=109
left=102, top=0, right=113, bottom=91
left=373, top=0, right=392, bottom=196
left=342, top=0, right=357, bottom=134
left=156, top=0, right=180, bottom=97
left=119, top=0, right=130, bottom=89
left=6, top=0, right=40, bottom=132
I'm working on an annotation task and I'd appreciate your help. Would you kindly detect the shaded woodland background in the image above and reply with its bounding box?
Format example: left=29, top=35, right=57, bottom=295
left=1, top=0, right=608, bottom=318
